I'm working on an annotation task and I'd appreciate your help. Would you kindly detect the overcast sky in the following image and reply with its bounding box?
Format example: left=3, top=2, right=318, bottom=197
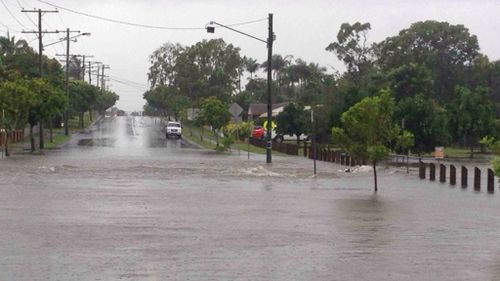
left=1, top=0, right=500, bottom=112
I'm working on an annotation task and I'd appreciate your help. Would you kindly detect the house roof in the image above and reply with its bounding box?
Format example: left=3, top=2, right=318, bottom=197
left=248, top=102, right=290, bottom=116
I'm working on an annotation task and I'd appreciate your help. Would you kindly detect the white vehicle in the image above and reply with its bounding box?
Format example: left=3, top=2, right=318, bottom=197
left=165, top=121, right=182, bottom=139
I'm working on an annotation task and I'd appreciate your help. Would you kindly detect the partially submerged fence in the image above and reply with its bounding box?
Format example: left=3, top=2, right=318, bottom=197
left=0, top=130, right=24, bottom=146
left=419, top=162, right=496, bottom=193
left=249, top=137, right=299, bottom=155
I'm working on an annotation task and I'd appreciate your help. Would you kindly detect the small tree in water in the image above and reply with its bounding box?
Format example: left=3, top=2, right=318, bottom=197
left=197, top=96, right=230, bottom=150
left=331, top=90, right=398, bottom=192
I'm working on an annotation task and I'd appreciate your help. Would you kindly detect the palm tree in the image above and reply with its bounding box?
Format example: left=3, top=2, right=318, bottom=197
left=244, top=57, right=259, bottom=80
left=0, top=35, right=29, bottom=56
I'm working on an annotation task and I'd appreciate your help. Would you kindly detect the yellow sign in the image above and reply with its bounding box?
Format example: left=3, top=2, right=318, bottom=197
left=263, top=120, right=276, bottom=130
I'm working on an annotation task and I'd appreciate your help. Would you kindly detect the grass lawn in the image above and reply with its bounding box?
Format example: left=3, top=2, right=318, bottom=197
left=183, top=124, right=290, bottom=156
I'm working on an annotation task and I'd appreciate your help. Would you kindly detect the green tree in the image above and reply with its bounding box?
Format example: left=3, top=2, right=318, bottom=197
left=331, top=90, right=397, bottom=192
left=95, top=90, right=119, bottom=115
left=387, top=63, right=434, bottom=102
left=244, top=57, right=259, bottom=80
left=377, top=21, right=479, bottom=103
left=69, top=81, right=99, bottom=129
left=326, top=22, right=373, bottom=76
left=395, top=94, right=449, bottom=154
left=197, top=96, right=230, bottom=149
left=27, top=78, right=67, bottom=151
left=275, top=103, right=310, bottom=144
left=0, top=75, right=37, bottom=156
left=448, top=86, right=495, bottom=157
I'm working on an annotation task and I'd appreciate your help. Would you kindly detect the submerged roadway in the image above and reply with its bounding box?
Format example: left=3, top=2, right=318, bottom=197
left=1, top=116, right=500, bottom=280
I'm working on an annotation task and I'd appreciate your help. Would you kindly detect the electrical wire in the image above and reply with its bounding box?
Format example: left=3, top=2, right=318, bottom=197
left=108, top=77, right=148, bottom=90
left=36, top=0, right=267, bottom=30
left=108, top=75, right=148, bottom=88
left=109, top=80, right=148, bottom=91
left=1, top=0, right=27, bottom=28
left=15, top=0, right=37, bottom=27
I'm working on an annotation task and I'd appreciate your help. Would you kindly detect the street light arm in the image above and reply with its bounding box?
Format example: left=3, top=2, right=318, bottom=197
left=208, top=21, right=267, bottom=44
left=44, top=32, right=91, bottom=48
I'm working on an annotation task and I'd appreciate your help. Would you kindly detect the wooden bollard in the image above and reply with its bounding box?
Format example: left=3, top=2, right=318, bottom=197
left=419, top=162, right=426, bottom=179
left=439, top=164, right=446, bottom=183
left=487, top=169, right=494, bottom=194
left=429, top=163, right=436, bottom=181
left=341, top=153, right=345, bottom=165
left=461, top=166, right=468, bottom=188
left=303, top=143, right=308, bottom=157
left=450, top=165, right=456, bottom=186
left=474, top=167, right=481, bottom=191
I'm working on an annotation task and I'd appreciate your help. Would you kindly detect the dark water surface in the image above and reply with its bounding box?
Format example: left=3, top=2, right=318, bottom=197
left=1, top=116, right=499, bottom=280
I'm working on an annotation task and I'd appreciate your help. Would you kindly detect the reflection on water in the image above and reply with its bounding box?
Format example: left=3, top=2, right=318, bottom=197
left=0, top=116, right=500, bottom=280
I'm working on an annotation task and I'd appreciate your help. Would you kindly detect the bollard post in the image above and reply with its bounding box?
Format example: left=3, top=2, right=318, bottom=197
left=487, top=169, right=494, bottom=194
left=439, top=164, right=446, bottom=183
left=474, top=167, right=481, bottom=191
left=419, top=162, right=426, bottom=179
left=340, top=153, right=345, bottom=165
left=429, top=163, right=436, bottom=181
left=461, top=166, right=468, bottom=188
left=303, top=143, right=308, bottom=158
left=450, top=165, right=456, bottom=186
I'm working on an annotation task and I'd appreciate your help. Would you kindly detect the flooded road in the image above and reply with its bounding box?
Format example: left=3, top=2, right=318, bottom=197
left=1, top=116, right=500, bottom=280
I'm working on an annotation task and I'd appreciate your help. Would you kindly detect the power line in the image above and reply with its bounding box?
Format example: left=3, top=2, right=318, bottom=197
left=1, top=0, right=27, bottom=28
left=36, top=0, right=267, bottom=30
left=15, top=0, right=37, bottom=27
left=108, top=77, right=148, bottom=90
left=108, top=75, right=148, bottom=88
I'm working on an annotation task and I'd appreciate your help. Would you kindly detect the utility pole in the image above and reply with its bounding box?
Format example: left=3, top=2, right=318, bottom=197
left=22, top=8, right=58, bottom=150
left=88, top=61, right=102, bottom=87
left=60, top=29, right=81, bottom=136
left=266, top=13, right=274, bottom=164
left=100, top=65, right=110, bottom=90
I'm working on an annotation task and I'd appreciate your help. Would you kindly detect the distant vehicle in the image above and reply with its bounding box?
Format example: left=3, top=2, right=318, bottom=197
left=251, top=125, right=309, bottom=143
left=251, top=126, right=265, bottom=139
left=165, top=121, right=182, bottom=139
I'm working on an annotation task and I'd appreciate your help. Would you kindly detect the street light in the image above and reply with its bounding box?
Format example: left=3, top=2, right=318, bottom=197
left=60, top=30, right=91, bottom=136
left=206, top=14, right=274, bottom=163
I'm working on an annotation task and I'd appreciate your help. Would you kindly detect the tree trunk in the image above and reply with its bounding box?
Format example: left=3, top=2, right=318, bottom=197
left=4, top=131, right=9, bottom=157
left=49, top=118, right=53, bottom=143
left=296, top=135, right=300, bottom=146
left=373, top=161, right=378, bottom=192
left=79, top=112, right=84, bottom=129
left=29, top=124, right=35, bottom=152
left=212, top=128, right=219, bottom=148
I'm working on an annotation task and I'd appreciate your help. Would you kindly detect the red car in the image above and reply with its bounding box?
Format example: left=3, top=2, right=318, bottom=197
left=251, top=126, right=265, bottom=139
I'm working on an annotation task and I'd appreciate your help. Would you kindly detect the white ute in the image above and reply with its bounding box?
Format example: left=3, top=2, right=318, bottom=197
left=165, top=121, right=182, bottom=139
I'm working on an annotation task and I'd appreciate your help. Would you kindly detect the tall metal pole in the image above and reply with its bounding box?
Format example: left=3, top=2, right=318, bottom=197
left=37, top=9, right=45, bottom=149
left=312, top=108, right=317, bottom=176
left=266, top=13, right=273, bottom=164
left=96, top=64, right=100, bottom=88
left=101, top=65, right=105, bottom=89
left=64, top=28, right=70, bottom=136
left=81, top=55, right=86, bottom=81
